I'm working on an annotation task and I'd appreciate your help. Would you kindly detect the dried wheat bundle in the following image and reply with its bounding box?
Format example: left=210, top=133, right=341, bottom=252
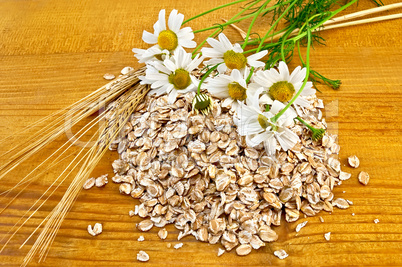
left=0, top=67, right=149, bottom=265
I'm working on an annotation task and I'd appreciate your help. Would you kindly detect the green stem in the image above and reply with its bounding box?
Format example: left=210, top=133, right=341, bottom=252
left=244, top=0, right=358, bottom=48
left=292, top=0, right=359, bottom=43
left=192, top=0, right=263, bottom=56
left=295, top=116, right=326, bottom=141
left=257, top=0, right=297, bottom=53
left=280, top=27, right=295, bottom=62
left=243, top=41, right=282, bottom=54
left=242, top=0, right=271, bottom=49
left=246, top=67, right=254, bottom=83
left=197, top=63, right=221, bottom=94
left=193, top=0, right=293, bottom=34
left=192, top=29, right=221, bottom=57
left=295, top=116, right=315, bottom=131
left=183, top=0, right=249, bottom=25
left=271, top=27, right=312, bottom=123
left=296, top=40, right=305, bottom=65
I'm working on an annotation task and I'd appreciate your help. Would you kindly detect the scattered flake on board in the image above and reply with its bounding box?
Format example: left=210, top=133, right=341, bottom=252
left=129, top=210, right=135, bottom=217
left=332, top=198, right=350, bottom=209
left=319, top=217, right=324, bottom=223
left=295, top=221, right=308, bottom=233
left=346, top=199, right=353, bottom=205
left=137, top=220, right=153, bottom=232
left=103, top=73, right=115, bottom=80
left=95, top=174, right=108, bottom=187
left=83, top=177, right=95, bottom=190
left=174, top=243, right=183, bottom=249
left=374, top=219, right=380, bottom=224
left=236, top=244, right=252, bottom=256
left=274, top=249, right=289, bottom=260
left=167, top=243, right=172, bottom=248
left=358, top=171, right=370, bottom=185
left=99, top=59, right=102, bottom=63
left=138, top=235, right=145, bottom=242
left=158, top=228, right=168, bottom=240
left=339, top=171, right=351, bottom=181
left=348, top=155, right=360, bottom=168
left=217, top=248, right=225, bottom=257
left=88, top=223, right=102, bottom=236
left=352, top=213, right=355, bottom=216
left=121, top=66, right=134, bottom=75
left=137, top=251, right=149, bottom=262
left=324, top=232, right=331, bottom=241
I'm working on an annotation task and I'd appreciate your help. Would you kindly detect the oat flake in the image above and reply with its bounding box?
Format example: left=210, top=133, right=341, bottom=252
left=274, top=249, right=288, bottom=259
left=137, top=251, right=149, bottom=262
left=174, top=243, right=183, bottom=249
left=295, top=221, right=308, bottom=233
left=103, top=73, right=115, bottom=80
left=324, top=232, right=331, bottom=241
left=217, top=248, right=225, bottom=256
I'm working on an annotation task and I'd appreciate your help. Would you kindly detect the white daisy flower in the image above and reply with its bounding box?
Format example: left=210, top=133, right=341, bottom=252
left=253, top=61, right=316, bottom=112
left=201, top=33, right=267, bottom=73
left=139, top=48, right=204, bottom=104
left=206, top=68, right=257, bottom=110
left=132, top=46, right=169, bottom=64
left=142, top=9, right=196, bottom=52
left=234, top=90, right=299, bottom=156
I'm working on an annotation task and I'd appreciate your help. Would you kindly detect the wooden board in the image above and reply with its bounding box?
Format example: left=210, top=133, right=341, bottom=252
left=0, top=0, right=401, bottom=266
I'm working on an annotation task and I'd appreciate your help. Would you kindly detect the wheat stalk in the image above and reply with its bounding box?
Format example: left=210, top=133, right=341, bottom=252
left=21, top=83, right=149, bottom=266
left=0, top=68, right=144, bottom=179
left=0, top=66, right=150, bottom=265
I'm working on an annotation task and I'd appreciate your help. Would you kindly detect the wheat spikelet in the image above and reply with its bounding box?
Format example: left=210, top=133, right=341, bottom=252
left=22, top=83, right=149, bottom=265
left=0, top=67, right=144, bottom=180
left=0, top=66, right=150, bottom=265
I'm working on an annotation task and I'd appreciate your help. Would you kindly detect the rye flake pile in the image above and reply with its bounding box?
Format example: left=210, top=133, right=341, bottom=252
left=109, top=92, right=351, bottom=255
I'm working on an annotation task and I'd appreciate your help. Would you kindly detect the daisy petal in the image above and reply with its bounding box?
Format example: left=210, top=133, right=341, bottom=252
left=158, top=9, right=166, bottom=31
left=167, top=88, right=178, bottom=104
left=217, top=63, right=227, bottom=74
left=206, top=38, right=227, bottom=54
left=168, top=9, right=184, bottom=33
left=218, top=33, right=234, bottom=51
left=142, top=30, right=158, bottom=44
left=278, top=61, right=290, bottom=80
left=179, top=39, right=197, bottom=49
left=264, top=136, right=277, bottom=156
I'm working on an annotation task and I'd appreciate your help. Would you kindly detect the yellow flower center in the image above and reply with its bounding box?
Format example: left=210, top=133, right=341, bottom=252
left=192, top=93, right=213, bottom=115
left=258, top=114, right=270, bottom=129
left=258, top=114, right=277, bottom=131
left=158, top=30, right=178, bottom=51
left=269, top=81, right=295, bottom=102
left=154, top=53, right=165, bottom=61
left=223, top=50, right=247, bottom=70
left=227, top=82, right=247, bottom=101
left=168, top=68, right=191, bottom=90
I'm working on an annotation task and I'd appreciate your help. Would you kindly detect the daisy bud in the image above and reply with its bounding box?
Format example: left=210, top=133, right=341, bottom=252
left=295, top=116, right=326, bottom=141
left=192, top=93, right=213, bottom=115
left=312, top=128, right=326, bottom=142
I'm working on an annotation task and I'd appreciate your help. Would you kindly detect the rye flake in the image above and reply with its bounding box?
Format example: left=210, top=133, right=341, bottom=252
left=109, top=92, right=351, bottom=257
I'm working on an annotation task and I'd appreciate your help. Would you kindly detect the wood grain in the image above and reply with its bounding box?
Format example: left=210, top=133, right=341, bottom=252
left=0, top=0, right=401, bottom=266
